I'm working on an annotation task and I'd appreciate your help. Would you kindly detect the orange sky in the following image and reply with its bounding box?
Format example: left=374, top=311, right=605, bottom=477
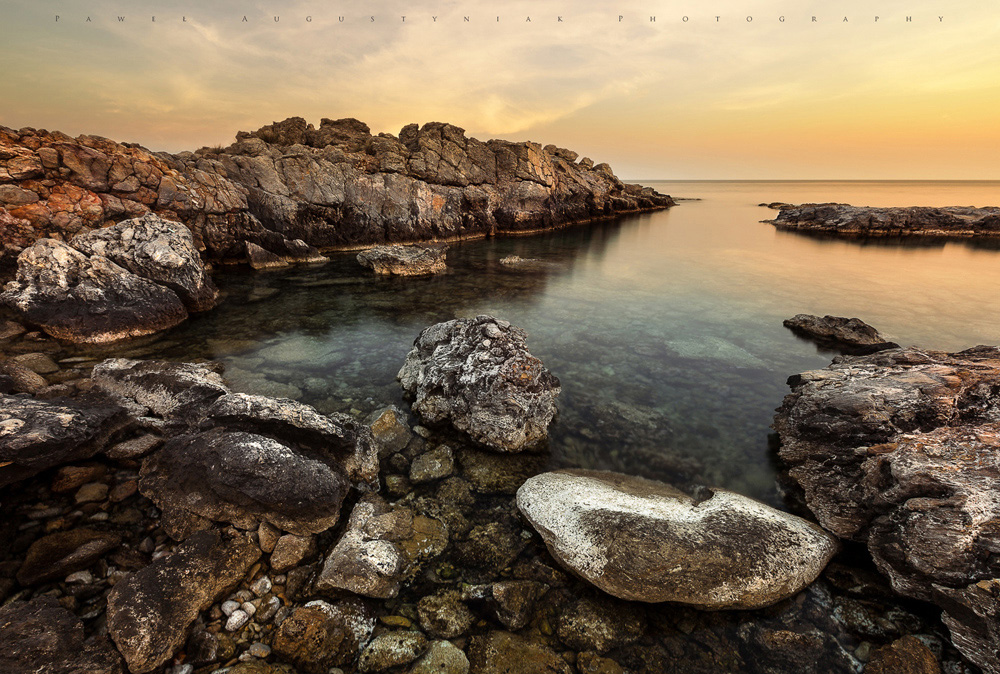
left=2, top=0, right=998, bottom=178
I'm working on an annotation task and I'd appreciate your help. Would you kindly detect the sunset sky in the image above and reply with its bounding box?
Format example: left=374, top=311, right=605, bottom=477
left=2, top=0, right=998, bottom=179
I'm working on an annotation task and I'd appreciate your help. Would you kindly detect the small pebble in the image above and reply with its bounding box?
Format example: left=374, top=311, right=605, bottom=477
left=235, top=589, right=254, bottom=602
left=65, top=570, right=94, bottom=584
left=273, top=574, right=286, bottom=585
left=74, top=483, right=108, bottom=504
left=170, top=665, right=194, bottom=674
left=258, top=596, right=281, bottom=623
left=138, top=537, right=155, bottom=554
left=221, top=600, right=241, bottom=617
left=241, top=601, right=257, bottom=617
left=88, top=512, right=109, bottom=522
left=250, top=576, right=272, bottom=597
left=226, top=609, right=249, bottom=632
left=249, top=642, right=271, bottom=658
left=274, top=606, right=292, bottom=627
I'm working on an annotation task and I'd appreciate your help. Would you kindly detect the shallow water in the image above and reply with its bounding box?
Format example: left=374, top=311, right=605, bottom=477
left=133, top=181, right=1000, bottom=504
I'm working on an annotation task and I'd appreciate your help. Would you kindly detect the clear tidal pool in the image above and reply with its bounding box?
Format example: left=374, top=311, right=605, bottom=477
left=116, top=180, right=1000, bottom=505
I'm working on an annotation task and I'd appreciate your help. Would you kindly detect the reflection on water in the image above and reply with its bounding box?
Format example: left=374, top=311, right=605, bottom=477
left=103, top=181, right=1000, bottom=505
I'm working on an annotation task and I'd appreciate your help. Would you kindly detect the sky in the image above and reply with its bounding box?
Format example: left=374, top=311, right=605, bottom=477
left=2, top=0, right=998, bottom=179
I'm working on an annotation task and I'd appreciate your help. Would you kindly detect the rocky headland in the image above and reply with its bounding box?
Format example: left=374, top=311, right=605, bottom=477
left=0, top=117, right=674, bottom=278
left=764, top=203, right=1000, bottom=238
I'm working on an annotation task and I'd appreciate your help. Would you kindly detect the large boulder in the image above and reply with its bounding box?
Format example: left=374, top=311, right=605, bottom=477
left=516, top=470, right=838, bottom=609
left=106, top=528, right=261, bottom=674
left=773, top=345, right=1000, bottom=674
left=357, top=244, right=447, bottom=276
left=398, top=316, right=560, bottom=452
left=782, top=314, right=899, bottom=354
left=0, top=393, right=128, bottom=487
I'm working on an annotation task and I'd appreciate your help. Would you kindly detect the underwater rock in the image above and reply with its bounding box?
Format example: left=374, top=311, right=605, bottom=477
left=398, top=315, right=560, bottom=452
left=782, top=314, right=898, bottom=354
left=271, top=599, right=375, bottom=673
left=517, top=469, right=838, bottom=608
left=357, top=244, right=447, bottom=275
left=467, top=631, right=572, bottom=674
left=774, top=345, right=1000, bottom=674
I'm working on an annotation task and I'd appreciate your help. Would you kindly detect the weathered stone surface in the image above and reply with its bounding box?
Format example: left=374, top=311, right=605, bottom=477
left=367, top=405, right=412, bottom=458
left=398, top=316, right=560, bottom=452
left=315, top=494, right=409, bottom=598
left=556, top=597, right=645, bottom=654
left=270, top=533, right=318, bottom=573
left=773, top=345, right=1000, bottom=674
left=0, top=238, right=188, bottom=343
left=140, top=428, right=351, bottom=539
left=864, top=636, right=941, bottom=674
left=410, top=640, right=470, bottom=674
left=106, top=528, right=260, bottom=674
left=766, top=203, right=1000, bottom=238
left=71, top=214, right=218, bottom=311
left=0, top=393, right=128, bottom=487
left=92, top=358, right=229, bottom=425
left=467, top=631, right=572, bottom=674
left=783, top=314, right=899, bottom=354
left=0, top=360, right=47, bottom=394
left=271, top=599, right=375, bottom=674
left=517, top=470, right=838, bottom=608
left=17, top=527, right=122, bottom=585
left=10, top=351, right=60, bottom=374
left=357, top=244, right=447, bottom=275
left=0, top=596, right=125, bottom=674
left=410, top=445, right=455, bottom=483
left=417, top=589, right=474, bottom=638
left=358, top=631, right=428, bottom=673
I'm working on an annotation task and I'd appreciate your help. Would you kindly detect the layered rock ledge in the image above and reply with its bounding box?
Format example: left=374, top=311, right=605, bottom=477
left=0, top=117, right=674, bottom=274
left=765, top=203, right=1000, bottom=238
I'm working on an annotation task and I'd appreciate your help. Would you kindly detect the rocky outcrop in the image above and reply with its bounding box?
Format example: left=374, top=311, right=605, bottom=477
left=766, top=203, right=1000, bottom=238
left=0, top=215, right=217, bottom=343
left=1, top=119, right=673, bottom=274
left=357, top=244, right=447, bottom=275
left=773, top=345, right=1000, bottom=674
left=516, top=469, right=838, bottom=609
left=783, top=314, right=899, bottom=354
left=106, top=528, right=261, bottom=674
left=0, top=393, right=128, bottom=486
left=398, top=316, right=560, bottom=452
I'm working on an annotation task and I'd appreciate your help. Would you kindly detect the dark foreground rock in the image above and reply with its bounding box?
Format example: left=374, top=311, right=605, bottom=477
left=783, top=314, right=899, bottom=354
left=766, top=203, right=1000, bottom=238
left=398, top=315, right=560, bottom=452
left=357, top=244, right=447, bottom=275
left=517, top=469, right=838, bottom=609
left=106, top=528, right=261, bottom=674
left=774, top=345, right=1000, bottom=674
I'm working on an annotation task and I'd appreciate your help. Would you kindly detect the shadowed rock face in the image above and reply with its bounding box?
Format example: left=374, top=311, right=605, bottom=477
left=0, top=119, right=673, bottom=273
left=516, top=469, right=838, bottom=609
left=398, top=315, right=560, bottom=453
left=766, top=203, right=1000, bottom=238
left=783, top=314, right=899, bottom=355
left=773, top=345, right=1000, bottom=674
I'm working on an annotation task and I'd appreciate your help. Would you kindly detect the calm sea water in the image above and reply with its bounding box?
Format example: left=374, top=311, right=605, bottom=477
left=146, top=181, right=1000, bottom=504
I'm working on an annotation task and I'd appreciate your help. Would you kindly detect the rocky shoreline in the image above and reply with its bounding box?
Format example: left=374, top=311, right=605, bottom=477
left=0, top=117, right=674, bottom=277
left=763, top=203, right=1000, bottom=238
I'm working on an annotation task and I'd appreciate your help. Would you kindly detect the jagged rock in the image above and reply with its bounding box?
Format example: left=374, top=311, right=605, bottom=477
left=315, top=494, right=410, bottom=598
left=140, top=428, right=352, bottom=539
left=773, top=345, right=1000, bottom=674
left=270, top=534, right=318, bottom=573
left=246, top=241, right=290, bottom=270
left=398, top=316, right=560, bottom=452
left=357, top=244, right=447, bottom=276
left=71, top=214, right=218, bottom=311
left=0, top=238, right=188, bottom=343
left=466, top=631, right=572, bottom=674
left=517, top=470, right=838, bottom=608
left=767, top=203, right=1000, bottom=238
left=17, top=528, right=122, bottom=585
left=106, top=529, right=260, bottom=674
left=0, top=596, right=125, bottom=674
left=0, top=393, right=128, bottom=487
left=783, top=314, right=899, bottom=354
left=271, top=599, right=375, bottom=674
left=367, top=405, right=412, bottom=458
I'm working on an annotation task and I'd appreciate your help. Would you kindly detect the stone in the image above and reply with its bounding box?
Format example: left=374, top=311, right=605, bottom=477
left=398, top=316, right=560, bottom=452
left=74, top=481, right=108, bottom=503
left=0, top=596, right=125, bottom=674
left=271, top=534, right=318, bottom=573
left=17, top=527, right=122, bottom=585
left=51, top=464, right=106, bottom=493
left=517, top=470, right=838, bottom=608
left=0, top=393, right=128, bottom=487
left=257, top=521, right=281, bottom=553
left=863, top=636, right=941, bottom=674
left=246, top=242, right=290, bottom=270
left=248, top=642, right=272, bottom=658
left=251, top=576, right=272, bottom=596
left=486, top=580, right=548, bottom=630
left=357, top=244, right=447, bottom=276
left=357, top=631, right=428, bottom=672
left=226, top=609, right=250, bottom=631
left=106, top=529, right=261, bottom=674
left=417, top=589, right=475, bottom=639
left=767, top=203, right=1000, bottom=239
left=71, top=214, right=218, bottom=312
left=773, top=345, right=1000, bottom=674
left=0, top=359, right=49, bottom=394
left=782, top=314, right=899, bottom=354
left=0, top=319, right=26, bottom=341
left=272, top=600, right=375, bottom=674
left=0, top=238, right=189, bottom=343
left=556, top=597, right=645, bottom=654
left=409, top=445, right=455, bottom=483
left=367, top=405, right=412, bottom=457
left=466, top=631, right=572, bottom=674
left=105, top=433, right=163, bottom=459
left=11, top=351, right=60, bottom=373
left=576, top=652, right=625, bottom=674
left=315, top=494, right=409, bottom=598
left=140, top=428, right=351, bottom=540
left=410, top=640, right=470, bottom=674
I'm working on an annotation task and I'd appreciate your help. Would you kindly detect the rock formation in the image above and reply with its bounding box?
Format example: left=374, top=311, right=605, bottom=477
left=516, top=469, right=839, bottom=609
left=783, top=314, right=899, bottom=354
left=398, top=315, right=560, bottom=452
left=774, top=345, right=1000, bottom=674
left=765, top=203, right=1000, bottom=238
left=357, top=244, right=447, bottom=275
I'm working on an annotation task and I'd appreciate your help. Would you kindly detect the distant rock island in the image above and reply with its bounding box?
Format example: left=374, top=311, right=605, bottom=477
left=764, top=203, right=1000, bottom=238
left=0, top=117, right=674, bottom=274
